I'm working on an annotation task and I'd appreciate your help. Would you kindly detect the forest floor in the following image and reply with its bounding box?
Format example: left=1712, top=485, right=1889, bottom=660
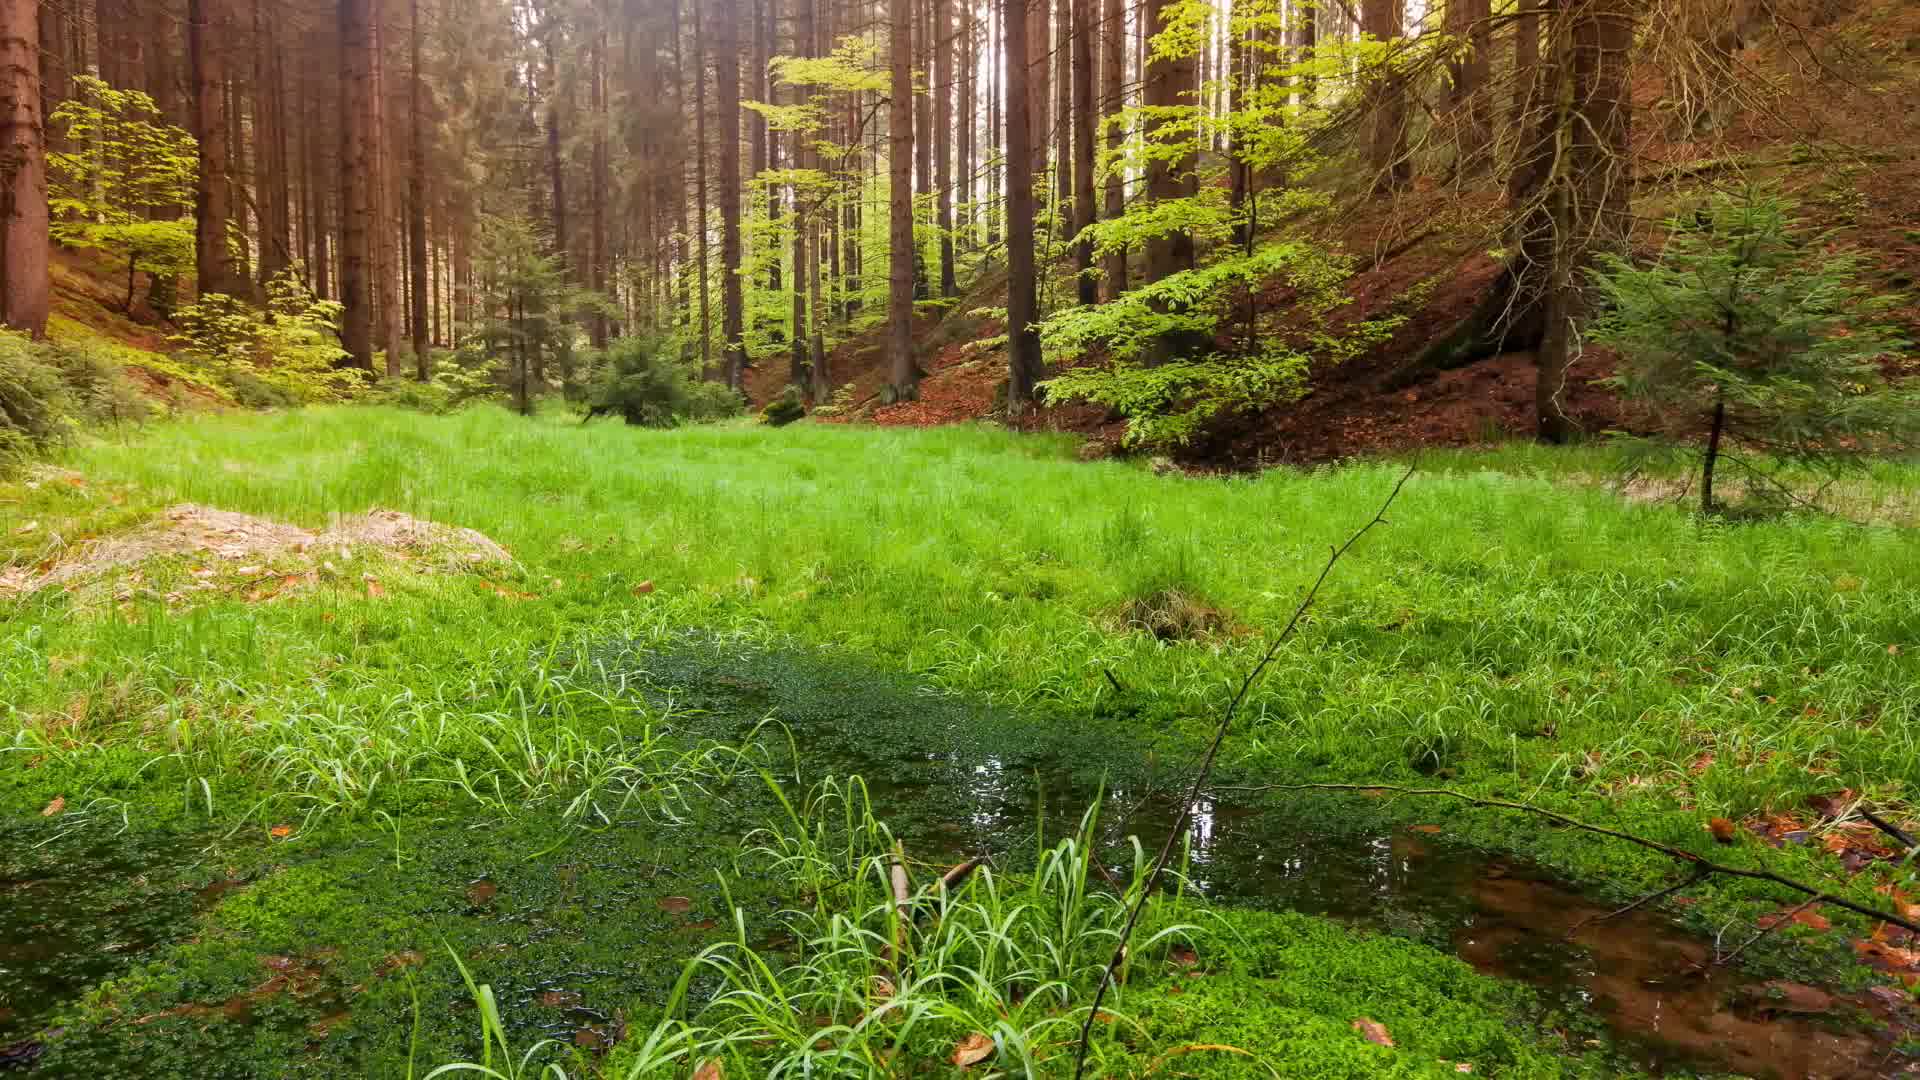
left=5, top=407, right=1920, bottom=1077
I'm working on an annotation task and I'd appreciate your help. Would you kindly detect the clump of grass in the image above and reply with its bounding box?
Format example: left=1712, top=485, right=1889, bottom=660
left=1116, top=587, right=1240, bottom=643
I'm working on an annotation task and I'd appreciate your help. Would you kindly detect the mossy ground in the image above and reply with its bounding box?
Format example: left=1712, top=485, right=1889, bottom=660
left=4, top=406, right=1919, bottom=1075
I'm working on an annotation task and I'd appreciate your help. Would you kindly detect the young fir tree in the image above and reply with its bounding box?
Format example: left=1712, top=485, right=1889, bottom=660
left=1587, top=192, right=1917, bottom=515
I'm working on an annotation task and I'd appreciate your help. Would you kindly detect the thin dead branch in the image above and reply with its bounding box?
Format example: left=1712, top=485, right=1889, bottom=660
left=1069, top=467, right=1414, bottom=1080
left=1220, top=783, right=1920, bottom=938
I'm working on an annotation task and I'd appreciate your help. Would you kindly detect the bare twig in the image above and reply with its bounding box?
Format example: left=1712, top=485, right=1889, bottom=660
left=1563, top=864, right=1710, bottom=939
left=1717, top=896, right=1823, bottom=968
left=1857, top=807, right=1918, bottom=857
left=1070, top=467, right=1414, bottom=1080
left=1224, top=783, right=1920, bottom=938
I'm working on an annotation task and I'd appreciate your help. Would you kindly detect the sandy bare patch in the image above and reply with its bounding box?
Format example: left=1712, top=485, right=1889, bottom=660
left=1, top=503, right=513, bottom=599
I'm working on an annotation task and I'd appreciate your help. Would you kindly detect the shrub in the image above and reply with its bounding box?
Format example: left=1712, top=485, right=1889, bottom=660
left=0, top=331, right=152, bottom=473
left=1587, top=191, right=1919, bottom=514
left=585, top=335, right=741, bottom=426
left=0, top=334, right=74, bottom=469
left=759, top=385, right=807, bottom=426
left=171, top=271, right=365, bottom=405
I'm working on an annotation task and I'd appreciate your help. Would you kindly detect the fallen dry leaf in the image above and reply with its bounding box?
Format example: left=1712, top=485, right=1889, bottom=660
left=1708, top=817, right=1737, bottom=844
left=41, top=795, right=65, bottom=816
left=692, top=1061, right=723, bottom=1080
left=951, top=1032, right=995, bottom=1067
left=657, top=896, right=693, bottom=915
left=632, top=580, right=655, bottom=596
left=364, top=576, right=385, bottom=599
left=14, top=520, right=38, bottom=535
left=1169, top=944, right=1200, bottom=968
left=1352, top=1018, right=1394, bottom=1047
left=269, top=825, right=293, bottom=838
left=1408, top=824, right=1443, bottom=834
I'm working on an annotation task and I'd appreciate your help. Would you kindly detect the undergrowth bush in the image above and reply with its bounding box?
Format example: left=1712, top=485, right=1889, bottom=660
left=586, top=335, right=743, bottom=426
left=0, top=329, right=153, bottom=472
left=171, top=271, right=365, bottom=405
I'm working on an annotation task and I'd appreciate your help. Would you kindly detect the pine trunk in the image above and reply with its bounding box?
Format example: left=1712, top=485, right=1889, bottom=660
left=717, top=0, right=745, bottom=389
left=1099, top=0, right=1124, bottom=298
left=190, top=0, right=240, bottom=297
left=1362, top=0, right=1409, bottom=194
left=1140, top=0, right=1193, bottom=285
left=1003, top=0, right=1042, bottom=411
left=886, top=0, right=917, bottom=400
left=408, top=0, right=430, bottom=373
left=1070, top=0, right=1094, bottom=303
left=339, top=0, right=376, bottom=368
left=933, top=0, right=955, bottom=296
left=1, top=0, right=49, bottom=337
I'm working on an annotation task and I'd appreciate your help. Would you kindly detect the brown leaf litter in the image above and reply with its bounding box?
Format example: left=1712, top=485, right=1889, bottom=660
left=0, top=503, right=512, bottom=600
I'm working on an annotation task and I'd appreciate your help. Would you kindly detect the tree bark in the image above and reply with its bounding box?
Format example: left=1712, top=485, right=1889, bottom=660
left=717, top=0, right=745, bottom=389
left=1025, top=0, right=1048, bottom=178
left=1361, top=0, right=1409, bottom=195
left=1099, top=0, right=1124, bottom=298
left=934, top=0, right=955, bottom=296
left=1, top=0, right=49, bottom=338
left=1053, top=0, right=1070, bottom=237
left=339, top=0, right=376, bottom=369
left=190, top=0, right=241, bottom=297
left=590, top=7, right=611, bottom=348
left=886, top=0, right=918, bottom=400
left=1140, top=0, right=1193, bottom=285
left=408, top=0, right=430, bottom=374
left=1003, top=0, right=1042, bottom=412
left=1447, top=0, right=1493, bottom=175
left=693, top=0, right=713, bottom=376
left=373, top=0, right=402, bottom=374
left=1070, top=0, right=1095, bottom=303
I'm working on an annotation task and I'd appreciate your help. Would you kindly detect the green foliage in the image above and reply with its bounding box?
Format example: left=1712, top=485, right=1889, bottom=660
left=759, top=385, right=807, bottom=426
left=586, top=334, right=743, bottom=427
left=48, top=75, right=198, bottom=308
left=0, top=330, right=154, bottom=471
left=171, top=271, right=361, bottom=405
left=1588, top=192, right=1918, bottom=484
left=1040, top=243, right=1401, bottom=448
left=469, top=215, right=612, bottom=410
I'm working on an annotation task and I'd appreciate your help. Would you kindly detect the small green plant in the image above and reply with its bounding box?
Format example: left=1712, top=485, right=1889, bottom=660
left=172, top=271, right=364, bottom=404
left=585, top=335, right=742, bottom=426
left=0, top=329, right=153, bottom=470
left=1587, top=191, right=1917, bottom=514
left=759, top=385, right=806, bottom=426
left=1040, top=243, right=1400, bottom=448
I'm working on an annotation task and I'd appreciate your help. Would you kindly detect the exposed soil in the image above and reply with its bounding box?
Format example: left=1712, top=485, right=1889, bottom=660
left=0, top=498, right=513, bottom=600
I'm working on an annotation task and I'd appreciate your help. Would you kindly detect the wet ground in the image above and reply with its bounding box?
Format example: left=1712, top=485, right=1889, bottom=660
left=614, top=636, right=1920, bottom=1079
left=4, top=638, right=1917, bottom=1077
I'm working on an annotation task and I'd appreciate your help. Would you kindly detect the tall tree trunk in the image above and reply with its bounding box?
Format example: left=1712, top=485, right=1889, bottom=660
left=1052, top=0, right=1070, bottom=237
left=1025, top=0, right=1047, bottom=178
left=985, top=0, right=999, bottom=246
left=373, top=0, right=402, bottom=373
left=190, top=0, right=240, bottom=296
left=1362, top=0, right=1409, bottom=194
left=1, top=0, right=48, bottom=338
left=1099, top=0, right=1124, bottom=298
left=253, top=0, right=291, bottom=284
left=791, top=0, right=813, bottom=388
left=339, top=0, right=375, bottom=368
left=717, top=0, right=745, bottom=389
left=886, top=0, right=917, bottom=400
left=1003, top=0, right=1041, bottom=411
left=933, top=0, right=955, bottom=296
left=1447, top=0, right=1493, bottom=175
left=1140, top=0, right=1193, bottom=285
left=408, top=0, right=430, bottom=374
left=1510, top=0, right=1539, bottom=159
left=590, top=7, right=611, bottom=348
left=1536, top=0, right=1634, bottom=443
left=1070, top=0, right=1094, bottom=303
left=693, top=0, right=713, bottom=375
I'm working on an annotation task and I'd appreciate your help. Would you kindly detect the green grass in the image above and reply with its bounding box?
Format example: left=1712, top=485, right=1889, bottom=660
left=4, top=404, right=1919, bottom=1075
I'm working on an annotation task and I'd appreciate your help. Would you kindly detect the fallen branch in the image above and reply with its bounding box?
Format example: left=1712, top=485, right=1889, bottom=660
left=1717, top=896, right=1823, bottom=968
left=1070, top=467, right=1414, bottom=1080
left=1564, top=864, right=1710, bottom=940
left=1857, top=806, right=1918, bottom=857
left=887, top=842, right=912, bottom=970
left=1221, top=783, right=1920, bottom=938
left=937, top=855, right=987, bottom=894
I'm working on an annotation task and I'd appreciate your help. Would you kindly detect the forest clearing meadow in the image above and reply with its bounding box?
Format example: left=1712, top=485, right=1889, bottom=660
left=4, top=406, right=1920, bottom=1076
